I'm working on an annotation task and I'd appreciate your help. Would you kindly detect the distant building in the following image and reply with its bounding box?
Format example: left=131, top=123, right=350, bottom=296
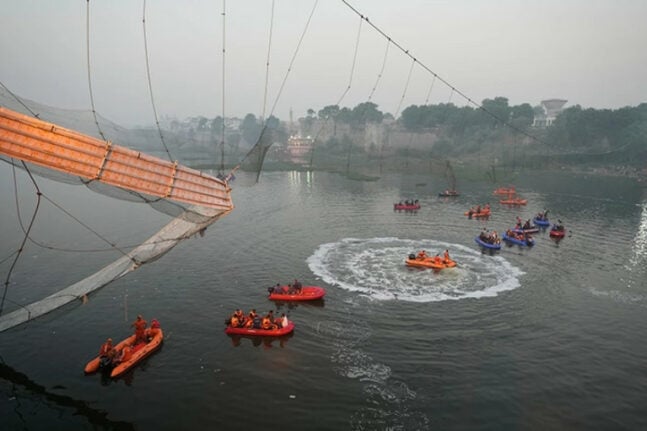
left=286, top=135, right=314, bottom=164
left=533, top=99, right=567, bottom=128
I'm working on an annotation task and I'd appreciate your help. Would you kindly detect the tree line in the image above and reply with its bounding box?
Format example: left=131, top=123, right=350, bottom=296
left=171, top=97, right=647, bottom=169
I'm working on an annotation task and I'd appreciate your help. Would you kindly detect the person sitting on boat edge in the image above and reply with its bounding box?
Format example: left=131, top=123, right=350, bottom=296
left=145, top=319, right=161, bottom=342
left=269, top=283, right=284, bottom=294
left=99, top=338, right=116, bottom=366
left=274, top=313, right=288, bottom=329
left=417, top=250, right=428, bottom=259
left=229, top=314, right=241, bottom=328
left=253, top=313, right=262, bottom=329
left=146, top=318, right=161, bottom=341
left=261, top=313, right=276, bottom=330
left=114, top=344, right=132, bottom=365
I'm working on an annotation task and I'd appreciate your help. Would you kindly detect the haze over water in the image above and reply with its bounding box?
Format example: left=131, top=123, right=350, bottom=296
left=1, top=169, right=646, bottom=430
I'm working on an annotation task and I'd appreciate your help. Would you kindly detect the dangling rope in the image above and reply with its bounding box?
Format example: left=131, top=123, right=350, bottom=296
left=367, top=38, right=390, bottom=102
left=85, top=0, right=106, bottom=141
left=337, top=15, right=363, bottom=106
left=233, top=0, right=319, bottom=179
left=424, top=75, right=437, bottom=105
left=309, top=13, right=363, bottom=170
left=261, top=0, right=275, bottom=121
left=0, top=162, right=40, bottom=316
left=219, top=0, right=227, bottom=174
left=394, top=57, right=416, bottom=118
left=142, top=0, right=173, bottom=162
left=340, top=0, right=547, bottom=146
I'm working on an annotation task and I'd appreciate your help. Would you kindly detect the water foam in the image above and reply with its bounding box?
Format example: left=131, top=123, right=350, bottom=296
left=307, top=237, right=524, bottom=302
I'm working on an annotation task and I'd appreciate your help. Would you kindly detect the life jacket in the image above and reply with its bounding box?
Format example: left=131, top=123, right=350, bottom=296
left=262, top=317, right=272, bottom=329
left=119, top=346, right=132, bottom=362
left=99, top=343, right=112, bottom=356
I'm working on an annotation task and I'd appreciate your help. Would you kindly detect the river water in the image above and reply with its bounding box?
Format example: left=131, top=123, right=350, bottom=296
left=1, top=169, right=646, bottom=430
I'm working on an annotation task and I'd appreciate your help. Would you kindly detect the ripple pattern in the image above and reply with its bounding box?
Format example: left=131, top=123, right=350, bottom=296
left=308, top=237, right=524, bottom=302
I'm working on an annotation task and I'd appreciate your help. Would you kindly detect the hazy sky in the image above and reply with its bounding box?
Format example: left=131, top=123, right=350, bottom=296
left=2, top=0, right=646, bottom=127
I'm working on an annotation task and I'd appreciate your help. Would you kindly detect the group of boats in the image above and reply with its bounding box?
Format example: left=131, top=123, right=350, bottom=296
left=84, top=283, right=326, bottom=379
left=395, top=185, right=567, bottom=258
left=223, top=283, right=326, bottom=337
left=471, top=195, right=567, bottom=250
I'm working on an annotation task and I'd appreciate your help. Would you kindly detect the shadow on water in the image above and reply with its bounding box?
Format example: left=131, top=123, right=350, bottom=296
left=87, top=344, right=165, bottom=387
left=272, top=299, right=325, bottom=310
left=0, top=356, right=134, bottom=430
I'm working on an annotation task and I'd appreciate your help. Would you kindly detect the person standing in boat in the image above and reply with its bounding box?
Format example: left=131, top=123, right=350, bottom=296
left=293, top=279, right=303, bottom=294
left=443, top=249, right=451, bottom=263
left=131, top=315, right=147, bottom=344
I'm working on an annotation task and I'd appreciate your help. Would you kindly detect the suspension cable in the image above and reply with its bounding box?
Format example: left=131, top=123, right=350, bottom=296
left=0, top=81, right=39, bottom=118
left=142, top=0, right=174, bottom=162
left=424, top=75, right=437, bottom=105
left=261, top=0, right=275, bottom=121
left=309, top=13, right=363, bottom=169
left=0, top=162, right=41, bottom=316
left=220, top=0, right=227, bottom=173
left=394, top=57, right=416, bottom=118
left=336, top=15, right=363, bottom=106
left=85, top=0, right=106, bottom=141
left=367, top=38, right=390, bottom=102
left=234, top=0, right=319, bottom=173
left=340, top=0, right=547, bottom=145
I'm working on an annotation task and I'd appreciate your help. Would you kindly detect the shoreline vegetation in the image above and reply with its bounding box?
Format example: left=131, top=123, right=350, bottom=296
left=2, top=89, right=645, bottom=184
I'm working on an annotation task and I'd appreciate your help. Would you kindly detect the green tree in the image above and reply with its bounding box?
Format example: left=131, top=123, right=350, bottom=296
left=481, top=97, right=511, bottom=127
left=319, top=105, right=340, bottom=135
left=240, top=113, right=261, bottom=146
left=210, top=116, right=224, bottom=135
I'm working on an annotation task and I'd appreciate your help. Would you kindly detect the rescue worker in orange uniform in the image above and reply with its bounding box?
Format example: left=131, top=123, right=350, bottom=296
left=147, top=318, right=161, bottom=340
left=443, top=249, right=450, bottom=263
left=99, top=338, right=116, bottom=365
left=116, top=344, right=131, bottom=364
left=131, top=315, right=147, bottom=344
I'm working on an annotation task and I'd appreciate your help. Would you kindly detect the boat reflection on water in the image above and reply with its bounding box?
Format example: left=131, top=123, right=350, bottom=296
left=228, top=331, right=294, bottom=349
left=272, top=299, right=325, bottom=310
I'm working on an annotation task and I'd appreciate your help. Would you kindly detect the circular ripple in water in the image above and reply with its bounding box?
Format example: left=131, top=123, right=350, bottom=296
left=307, top=237, right=524, bottom=302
